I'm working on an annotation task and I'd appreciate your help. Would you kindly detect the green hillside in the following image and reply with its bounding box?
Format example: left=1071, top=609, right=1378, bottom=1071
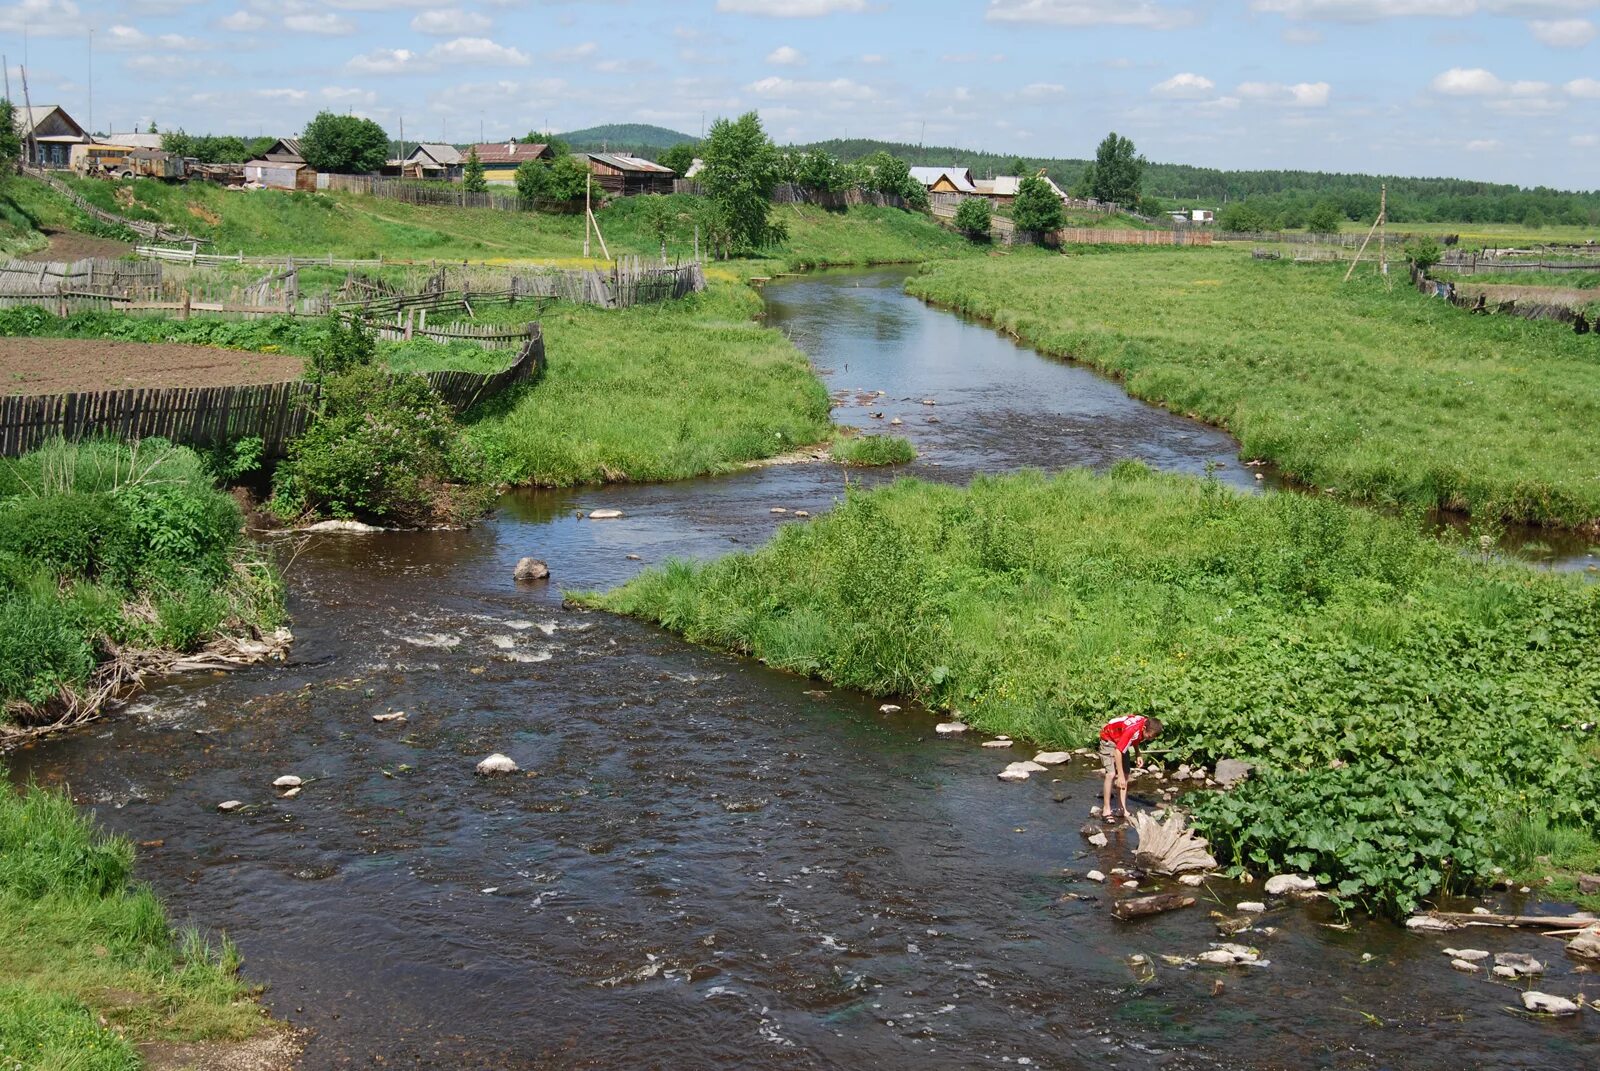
left=560, top=124, right=696, bottom=155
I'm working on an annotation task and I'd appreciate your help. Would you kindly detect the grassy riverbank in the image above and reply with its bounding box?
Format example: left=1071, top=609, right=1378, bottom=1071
left=465, top=282, right=833, bottom=485
left=594, top=466, right=1600, bottom=914
left=907, top=250, right=1600, bottom=531
left=0, top=776, right=282, bottom=1067
left=0, top=439, right=284, bottom=731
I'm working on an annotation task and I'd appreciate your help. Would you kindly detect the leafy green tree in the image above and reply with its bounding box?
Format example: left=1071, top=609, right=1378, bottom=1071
left=462, top=147, right=487, bottom=193
left=1217, top=201, right=1271, bottom=232
left=1009, top=157, right=1029, bottom=177
left=794, top=150, right=846, bottom=193
left=639, top=194, right=681, bottom=260
left=0, top=100, right=20, bottom=168
left=1306, top=201, right=1342, bottom=234
left=1080, top=132, right=1145, bottom=207
left=300, top=111, right=390, bottom=174
left=1403, top=236, right=1443, bottom=273
left=657, top=142, right=698, bottom=178
left=953, top=197, right=992, bottom=240
left=515, top=153, right=590, bottom=204
left=1011, top=175, right=1064, bottom=234
left=700, top=111, right=783, bottom=254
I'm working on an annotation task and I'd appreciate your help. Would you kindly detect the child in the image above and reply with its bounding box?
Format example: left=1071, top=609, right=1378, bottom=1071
left=1098, top=714, right=1161, bottom=823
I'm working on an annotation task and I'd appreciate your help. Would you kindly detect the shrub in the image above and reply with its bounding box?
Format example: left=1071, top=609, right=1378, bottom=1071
left=307, top=314, right=375, bottom=380
left=1404, top=236, right=1443, bottom=273
left=1011, top=175, right=1064, bottom=234
left=830, top=435, right=916, bottom=467
left=0, top=593, right=97, bottom=707
left=1306, top=201, right=1343, bottom=234
left=953, top=197, right=992, bottom=240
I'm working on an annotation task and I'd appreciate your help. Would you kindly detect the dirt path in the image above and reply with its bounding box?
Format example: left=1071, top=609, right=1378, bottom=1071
left=18, top=229, right=135, bottom=262
left=1, top=338, right=303, bottom=395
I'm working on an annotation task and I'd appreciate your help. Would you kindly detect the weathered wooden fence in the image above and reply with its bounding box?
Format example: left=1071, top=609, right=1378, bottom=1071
left=929, top=191, right=1116, bottom=216
left=0, top=257, right=163, bottom=300
left=137, top=245, right=382, bottom=268
left=1414, top=268, right=1595, bottom=334
left=1051, top=228, right=1213, bottom=247
left=769, top=184, right=907, bottom=209
left=317, top=173, right=528, bottom=212
left=22, top=168, right=208, bottom=245
left=1436, top=251, right=1600, bottom=275
left=0, top=325, right=545, bottom=458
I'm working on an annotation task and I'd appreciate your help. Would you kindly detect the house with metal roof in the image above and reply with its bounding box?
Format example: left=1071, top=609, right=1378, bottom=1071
left=101, top=132, right=166, bottom=151
left=973, top=173, right=1069, bottom=206
left=909, top=166, right=977, bottom=195
left=466, top=142, right=555, bottom=185
left=402, top=143, right=464, bottom=180
left=13, top=105, right=92, bottom=169
left=244, top=138, right=315, bottom=190
left=577, top=152, right=676, bottom=196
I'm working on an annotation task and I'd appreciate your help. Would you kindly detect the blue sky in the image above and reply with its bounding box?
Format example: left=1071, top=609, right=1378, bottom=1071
left=2, top=1, right=1596, bottom=188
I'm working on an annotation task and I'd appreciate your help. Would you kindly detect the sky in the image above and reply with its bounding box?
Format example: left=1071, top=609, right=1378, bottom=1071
left=2, top=0, right=1597, bottom=189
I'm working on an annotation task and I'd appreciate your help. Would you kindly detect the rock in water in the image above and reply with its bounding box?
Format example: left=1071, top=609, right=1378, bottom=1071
left=304, top=519, right=383, bottom=534
left=935, top=722, right=968, bottom=734
left=997, top=764, right=1032, bottom=782
left=1112, top=894, right=1196, bottom=921
left=1213, top=759, right=1254, bottom=786
left=1450, top=958, right=1481, bottom=973
left=1179, top=873, right=1206, bottom=887
left=878, top=704, right=902, bottom=714
left=1443, top=948, right=1490, bottom=961
left=1130, top=810, right=1218, bottom=875
left=281, top=787, right=301, bottom=799
left=372, top=711, right=407, bottom=723
left=1087, top=832, right=1109, bottom=848
left=981, top=739, right=1012, bottom=748
left=1568, top=925, right=1600, bottom=961
left=476, top=753, right=519, bottom=776
left=588, top=509, right=624, bottom=520
left=1493, top=952, right=1544, bottom=976
left=1032, top=751, right=1072, bottom=765
left=217, top=800, right=245, bottom=812
left=272, top=775, right=303, bottom=789
left=1236, top=901, right=1266, bottom=914
left=1264, top=873, right=1317, bottom=896
left=1521, top=992, right=1579, bottom=1016
left=513, top=557, right=550, bottom=582
left=1086, top=870, right=1106, bottom=882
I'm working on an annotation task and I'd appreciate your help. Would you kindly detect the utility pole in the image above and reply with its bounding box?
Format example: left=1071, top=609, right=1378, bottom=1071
left=1343, top=182, right=1387, bottom=284
left=1378, top=183, right=1388, bottom=282
left=86, top=28, right=93, bottom=136
left=583, top=172, right=591, bottom=258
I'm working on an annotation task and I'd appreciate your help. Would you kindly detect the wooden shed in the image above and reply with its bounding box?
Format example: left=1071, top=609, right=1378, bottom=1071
left=466, top=142, right=554, bottom=185
left=244, top=139, right=317, bottom=190
left=578, top=152, right=676, bottom=196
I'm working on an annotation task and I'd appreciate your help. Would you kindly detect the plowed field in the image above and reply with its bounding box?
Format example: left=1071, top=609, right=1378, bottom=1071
left=1, top=338, right=304, bottom=395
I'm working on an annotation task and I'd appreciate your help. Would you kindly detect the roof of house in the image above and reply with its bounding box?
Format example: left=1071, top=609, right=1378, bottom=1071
left=581, top=152, right=675, bottom=174
left=407, top=143, right=462, bottom=167
left=469, top=141, right=551, bottom=165
left=13, top=105, right=90, bottom=141
left=245, top=158, right=306, bottom=171
left=909, top=166, right=976, bottom=194
left=975, top=174, right=1068, bottom=200
left=102, top=132, right=165, bottom=150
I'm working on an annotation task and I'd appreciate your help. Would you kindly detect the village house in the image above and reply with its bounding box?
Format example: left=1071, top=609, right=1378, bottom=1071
left=910, top=166, right=978, bottom=195
left=467, top=141, right=555, bottom=185
left=972, top=173, right=1070, bottom=207
left=577, top=152, right=676, bottom=196
left=13, top=105, right=93, bottom=169
left=243, top=138, right=315, bottom=190
left=401, top=143, right=463, bottom=181
left=101, top=132, right=166, bottom=151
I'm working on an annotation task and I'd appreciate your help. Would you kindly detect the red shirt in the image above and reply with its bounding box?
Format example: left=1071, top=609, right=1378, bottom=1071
left=1099, top=715, right=1150, bottom=753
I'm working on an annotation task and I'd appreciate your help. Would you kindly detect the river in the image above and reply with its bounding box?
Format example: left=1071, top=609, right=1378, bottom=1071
left=9, top=269, right=1597, bottom=1068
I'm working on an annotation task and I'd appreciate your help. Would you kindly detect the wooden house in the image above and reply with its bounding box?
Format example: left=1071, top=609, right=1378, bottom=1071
left=973, top=174, right=1069, bottom=207
left=244, top=138, right=315, bottom=190
left=14, top=105, right=92, bottom=169
left=466, top=141, right=555, bottom=185
left=578, top=152, right=676, bottom=196
left=402, top=143, right=463, bottom=181
left=910, top=166, right=977, bottom=195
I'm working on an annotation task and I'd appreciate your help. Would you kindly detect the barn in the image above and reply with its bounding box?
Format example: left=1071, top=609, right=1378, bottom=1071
left=578, top=152, right=676, bottom=196
left=244, top=138, right=315, bottom=191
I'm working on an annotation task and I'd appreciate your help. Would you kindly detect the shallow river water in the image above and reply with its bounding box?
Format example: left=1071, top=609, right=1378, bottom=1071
left=11, top=270, right=1598, bottom=1068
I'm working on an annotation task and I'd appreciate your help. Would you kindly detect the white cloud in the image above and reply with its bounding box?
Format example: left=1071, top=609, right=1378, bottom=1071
left=1570, top=133, right=1600, bottom=147
left=431, top=37, right=530, bottom=66
left=102, top=23, right=205, bottom=50
left=1236, top=80, right=1332, bottom=105
left=0, top=0, right=82, bottom=36
left=1255, top=0, right=1600, bottom=19
left=1151, top=72, right=1216, bottom=97
left=1430, top=66, right=1505, bottom=94
left=748, top=75, right=879, bottom=101
left=217, top=9, right=266, bottom=30
left=255, top=87, right=309, bottom=103
left=716, top=0, right=866, bottom=14
left=347, top=47, right=423, bottom=74
left=1019, top=82, right=1067, bottom=98
left=1566, top=76, right=1600, bottom=96
left=985, top=0, right=1198, bottom=28
left=766, top=45, right=804, bottom=64
left=1465, top=138, right=1499, bottom=150
left=1529, top=17, right=1597, bottom=44
left=411, top=9, right=492, bottom=35
left=284, top=13, right=356, bottom=34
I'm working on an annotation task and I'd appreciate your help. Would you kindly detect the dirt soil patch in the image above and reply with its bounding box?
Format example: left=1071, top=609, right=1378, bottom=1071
left=19, top=229, right=135, bottom=262
left=1, top=338, right=304, bottom=395
left=139, top=1027, right=304, bottom=1071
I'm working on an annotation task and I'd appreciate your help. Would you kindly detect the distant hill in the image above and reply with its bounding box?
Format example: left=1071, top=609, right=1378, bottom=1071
left=560, top=124, right=696, bottom=155
left=794, top=137, right=1600, bottom=227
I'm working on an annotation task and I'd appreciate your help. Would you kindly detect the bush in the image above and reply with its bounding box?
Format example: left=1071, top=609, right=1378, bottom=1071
left=830, top=435, right=916, bottom=466
left=953, top=197, right=992, bottom=240
left=307, top=314, right=375, bottom=380
left=1011, top=176, right=1064, bottom=234
left=1404, top=236, right=1444, bottom=273
left=1306, top=201, right=1343, bottom=234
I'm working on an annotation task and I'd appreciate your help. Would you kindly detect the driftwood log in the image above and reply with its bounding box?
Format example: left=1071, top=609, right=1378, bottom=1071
left=1131, top=810, right=1218, bottom=875
left=1423, top=911, right=1599, bottom=929
left=1113, top=894, right=1197, bottom=921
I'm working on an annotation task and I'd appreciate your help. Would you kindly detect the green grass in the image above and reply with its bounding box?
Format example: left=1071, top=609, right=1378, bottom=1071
left=465, top=282, right=832, bottom=485
left=829, top=434, right=916, bottom=466
left=906, top=249, right=1600, bottom=530
left=592, top=465, right=1600, bottom=914
left=0, top=777, right=273, bottom=1068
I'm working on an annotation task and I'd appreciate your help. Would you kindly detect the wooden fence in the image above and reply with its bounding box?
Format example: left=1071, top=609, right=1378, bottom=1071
left=0, top=325, right=545, bottom=458
left=317, top=173, right=528, bottom=212
left=1052, top=228, right=1213, bottom=247
left=1436, top=251, right=1600, bottom=275
left=769, top=184, right=907, bottom=209
left=137, top=245, right=383, bottom=268
left=0, top=257, right=163, bottom=299
left=22, top=168, right=208, bottom=245
left=1414, top=268, right=1595, bottom=334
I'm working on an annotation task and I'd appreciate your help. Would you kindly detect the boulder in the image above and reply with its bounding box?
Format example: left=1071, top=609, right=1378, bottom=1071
left=1521, top=992, right=1579, bottom=1016
left=1450, top=958, right=1481, bottom=973
left=997, top=764, right=1032, bottom=782
left=1130, top=810, right=1219, bottom=875
left=217, top=800, right=245, bottom=812
left=1179, top=874, right=1206, bottom=887
left=372, top=711, right=407, bottom=723
left=935, top=721, right=968, bottom=734
left=770, top=507, right=788, bottom=514
left=1213, top=759, right=1254, bottom=786
left=1443, top=948, right=1489, bottom=962
left=1111, top=894, right=1195, bottom=921
left=272, top=775, right=303, bottom=789
left=513, top=557, right=550, bottom=582
left=1567, top=926, right=1600, bottom=961
left=1264, top=873, right=1317, bottom=896
left=1086, top=870, right=1106, bottom=882
left=1577, top=874, right=1600, bottom=896
left=1493, top=952, right=1544, bottom=976
left=1405, top=915, right=1459, bottom=932
left=475, top=753, right=519, bottom=777
left=1087, top=832, right=1109, bottom=848
left=304, top=519, right=383, bottom=534
left=1032, top=751, right=1072, bottom=765
left=281, top=787, right=301, bottom=800
left=1493, top=965, right=1519, bottom=979
left=588, top=509, right=624, bottom=520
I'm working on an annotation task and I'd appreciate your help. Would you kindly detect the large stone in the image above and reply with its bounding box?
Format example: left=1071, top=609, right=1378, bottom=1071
left=272, top=775, right=303, bottom=789
left=1264, top=873, right=1318, bottom=896
left=1405, top=915, right=1458, bottom=932
left=1087, top=832, right=1109, bottom=848
left=997, top=764, right=1032, bottom=782
left=304, top=519, right=384, bottom=534
left=1236, top=901, right=1266, bottom=914
left=217, top=800, right=245, bottom=812
left=1568, top=926, right=1600, bottom=961
left=1493, top=952, right=1544, bottom=976
left=1521, top=992, right=1579, bottom=1016
left=1443, top=948, right=1490, bottom=962
left=935, top=721, right=968, bottom=734
left=1450, top=958, right=1481, bottom=973
left=878, top=703, right=902, bottom=714
left=513, top=557, right=550, bottom=582
left=1213, top=759, right=1254, bottom=786
left=981, top=739, right=1012, bottom=748
left=1032, top=751, right=1072, bottom=765
left=1577, top=874, right=1600, bottom=896
left=588, top=509, right=624, bottom=520
left=475, top=753, right=519, bottom=776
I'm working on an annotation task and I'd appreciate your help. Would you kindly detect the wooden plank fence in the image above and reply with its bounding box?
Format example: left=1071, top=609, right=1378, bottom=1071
left=317, top=173, right=529, bottom=212
left=0, top=325, right=545, bottom=458
left=137, top=245, right=382, bottom=268
left=1052, top=228, right=1212, bottom=247
left=1436, top=251, right=1600, bottom=275
left=22, top=168, right=208, bottom=245
left=0, top=257, right=162, bottom=298
left=1414, top=268, right=1596, bottom=334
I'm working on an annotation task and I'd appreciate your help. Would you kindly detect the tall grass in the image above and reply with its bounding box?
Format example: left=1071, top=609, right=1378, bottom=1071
left=465, top=282, right=833, bottom=485
left=907, top=250, right=1600, bottom=530
left=0, top=777, right=265, bottom=1067
left=594, top=466, right=1600, bottom=913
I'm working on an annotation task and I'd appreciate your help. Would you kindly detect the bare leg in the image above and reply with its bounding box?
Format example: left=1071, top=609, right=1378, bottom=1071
left=1118, top=773, right=1129, bottom=818
left=1102, top=770, right=1113, bottom=817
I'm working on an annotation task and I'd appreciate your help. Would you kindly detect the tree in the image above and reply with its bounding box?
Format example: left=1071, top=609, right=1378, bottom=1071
left=462, top=147, right=487, bottom=193
left=1011, top=175, right=1064, bottom=234
left=0, top=100, right=20, bottom=170
left=794, top=150, right=846, bottom=193
left=953, top=197, right=992, bottom=240
left=1009, top=157, right=1029, bottom=177
left=1306, top=201, right=1342, bottom=234
left=1217, top=201, right=1271, bottom=232
left=658, top=142, right=698, bottom=178
left=1081, top=132, right=1145, bottom=207
left=639, top=194, right=681, bottom=260
left=300, top=111, right=390, bottom=174
left=699, top=111, right=784, bottom=254
left=1403, top=236, right=1443, bottom=273
left=515, top=152, right=590, bottom=204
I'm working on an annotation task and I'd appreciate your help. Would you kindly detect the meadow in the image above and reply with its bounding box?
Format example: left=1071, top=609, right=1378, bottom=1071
left=907, top=250, right=1600, bottom=530
left=0, top=776, right=274, bottom=1068
left=593, top=466, right=1600, bottom=914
